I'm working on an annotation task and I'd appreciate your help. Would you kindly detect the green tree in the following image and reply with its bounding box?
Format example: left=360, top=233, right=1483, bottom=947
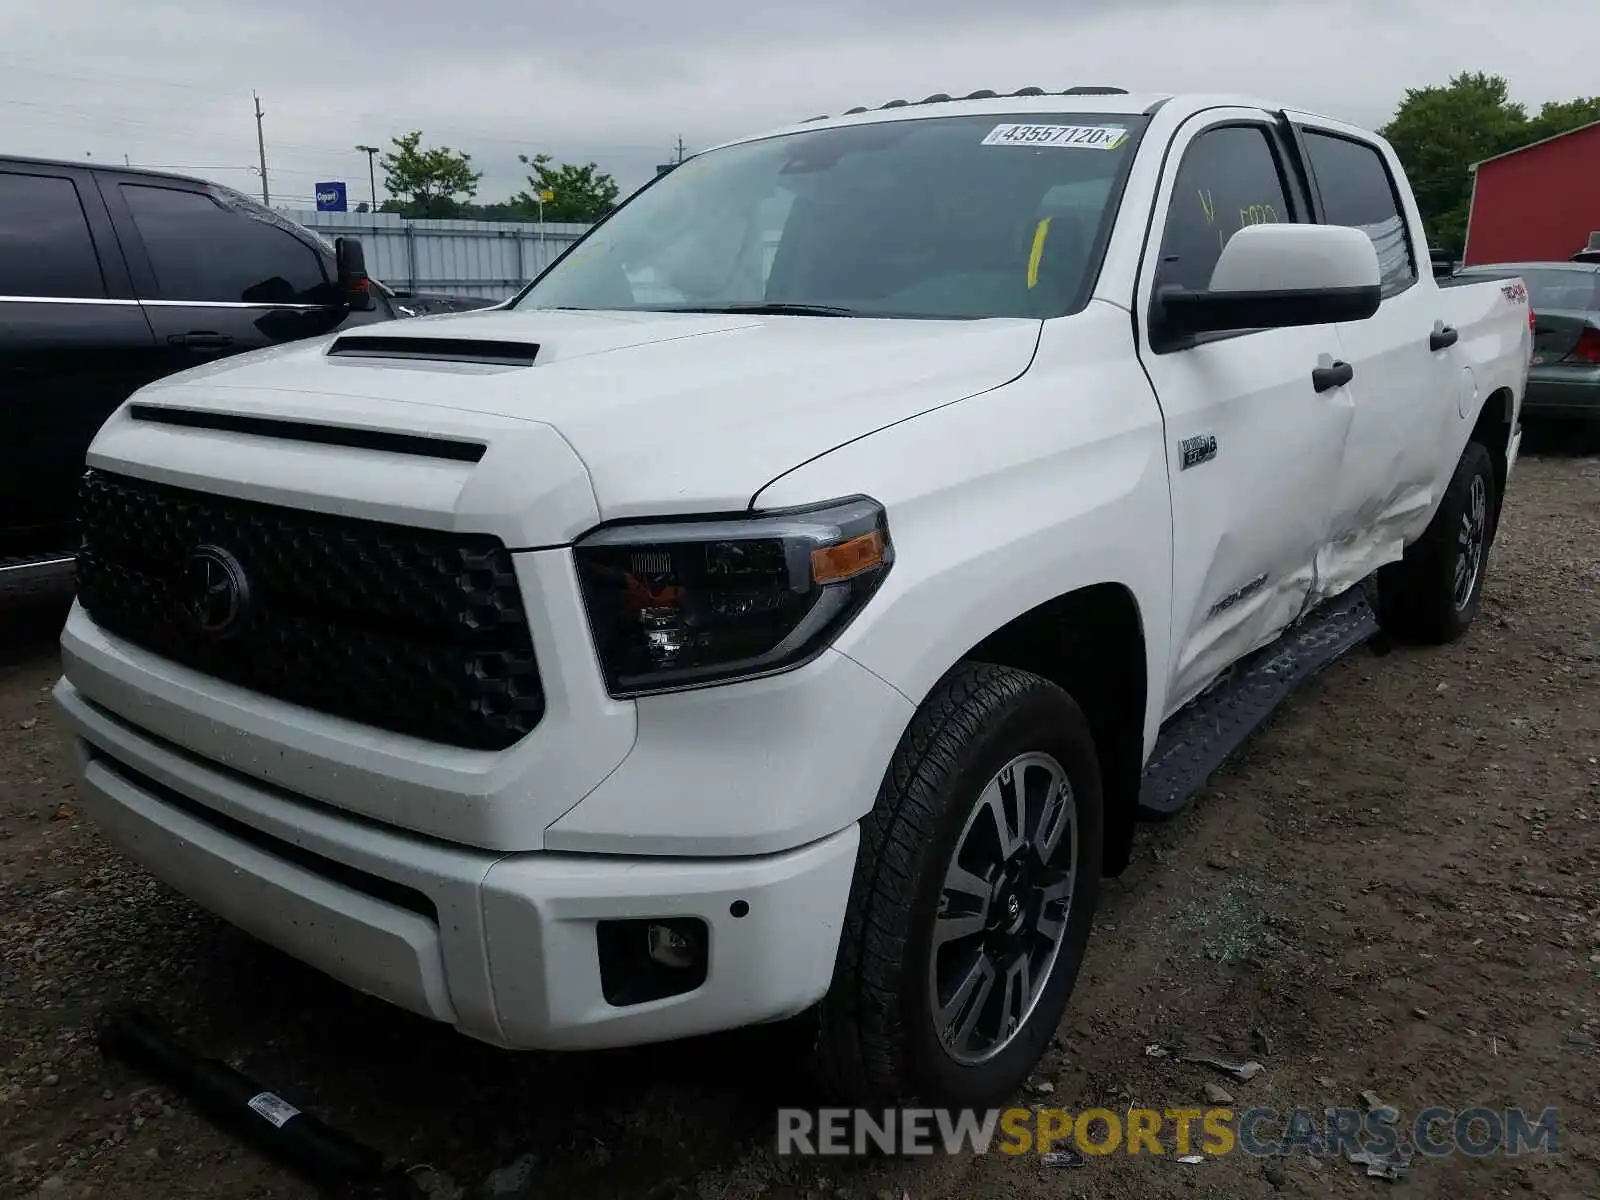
left=1380, top=75, right=1600, bottom=254
left=514, top=153, right=620, bottom=222
left=1524, top=96, right=1600, bottom=144
left=380, top=131, right=483, bottom=218
left=1379, top=72, right=1528, bottom=252
left=457, top=200, right=527, bottom=221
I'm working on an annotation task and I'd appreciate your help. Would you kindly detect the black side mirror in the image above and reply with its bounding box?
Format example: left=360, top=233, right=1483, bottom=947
left=1157, top=282, right=1381, bottom=337
left=335, top=237, right=375, bottom=312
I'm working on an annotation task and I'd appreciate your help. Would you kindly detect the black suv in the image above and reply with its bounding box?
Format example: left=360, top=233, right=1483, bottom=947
left=1, top=155, right=492, bottom=586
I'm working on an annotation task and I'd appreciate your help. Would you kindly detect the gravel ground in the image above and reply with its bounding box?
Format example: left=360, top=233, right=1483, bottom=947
left=2, top=440, right=1597, bottom=1200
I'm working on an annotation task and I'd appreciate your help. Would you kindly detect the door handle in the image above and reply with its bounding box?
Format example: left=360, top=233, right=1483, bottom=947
left=1312, top=360, right=1354, bottom=393
left=168, top=332, right=234, bottom=350
left=1430, top=324, right=1459, bottom=351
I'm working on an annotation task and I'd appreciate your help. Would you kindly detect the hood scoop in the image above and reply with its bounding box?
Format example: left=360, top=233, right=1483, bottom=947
left=327, top=334, right=540, bottom=368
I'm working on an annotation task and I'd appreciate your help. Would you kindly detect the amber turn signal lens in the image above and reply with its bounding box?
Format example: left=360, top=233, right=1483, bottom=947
left=811, top=529, right=887, bottom=585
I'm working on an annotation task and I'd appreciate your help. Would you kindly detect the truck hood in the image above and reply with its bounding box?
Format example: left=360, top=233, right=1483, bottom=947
left=127, top=308, right=1041, bottom=528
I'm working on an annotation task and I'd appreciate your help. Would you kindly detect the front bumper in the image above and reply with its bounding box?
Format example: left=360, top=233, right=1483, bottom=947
left=55, top=679, right=861, bottom=1050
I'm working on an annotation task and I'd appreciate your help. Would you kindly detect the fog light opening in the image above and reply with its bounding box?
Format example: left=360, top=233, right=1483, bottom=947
left=597, top=917, right=709, bottom=1007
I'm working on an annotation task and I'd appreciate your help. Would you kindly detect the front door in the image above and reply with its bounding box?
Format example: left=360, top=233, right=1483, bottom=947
left=100, top=177, right=350, bottom=376
left=1134, top=112, right=1355, bottom=714
left=1287, top=115, right=1460, bottom=595
left=0, top=165, right=158, bottom=555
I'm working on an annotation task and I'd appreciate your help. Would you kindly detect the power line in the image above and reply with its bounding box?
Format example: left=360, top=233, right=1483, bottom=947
left=129, top=164, right=331, bottom=178
left=0, top=53, right=224, bottom=95
left=0, top=95, right=358, bottom=158
left=3, top=86, right=703, bottom=195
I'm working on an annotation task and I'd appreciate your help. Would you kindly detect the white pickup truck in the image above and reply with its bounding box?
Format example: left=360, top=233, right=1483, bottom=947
left=54, top=87, right=1529, bottom=1108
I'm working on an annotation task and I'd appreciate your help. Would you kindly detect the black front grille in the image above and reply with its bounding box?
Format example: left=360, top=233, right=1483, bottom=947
left=74, top=469, right=544, bottom=751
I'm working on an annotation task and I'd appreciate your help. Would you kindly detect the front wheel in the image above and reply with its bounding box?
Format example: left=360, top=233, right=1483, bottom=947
left=810, top=662, right=1104, bottom=1108
left=1375, top=438, right=1499, bottom=645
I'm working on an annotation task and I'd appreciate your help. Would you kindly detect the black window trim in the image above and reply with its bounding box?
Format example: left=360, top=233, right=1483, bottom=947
left=1290, top=122, right=1419, bottom=301
left=1142, top=114, right=1309, bottom=356
left=0, top=164, right=114, bottom=302
left=1273, top=113, right=1326, bottom=224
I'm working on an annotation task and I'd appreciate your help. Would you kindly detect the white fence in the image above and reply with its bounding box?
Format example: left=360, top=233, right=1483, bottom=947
left=283, top=209, right=594, bottom=302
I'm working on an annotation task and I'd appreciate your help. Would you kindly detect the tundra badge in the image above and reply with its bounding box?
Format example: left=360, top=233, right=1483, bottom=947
left=1179, top=433, right=1219, bottom=470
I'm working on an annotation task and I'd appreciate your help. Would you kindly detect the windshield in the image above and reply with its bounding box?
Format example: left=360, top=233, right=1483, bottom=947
left=511, top=112, right=1145, bottom=320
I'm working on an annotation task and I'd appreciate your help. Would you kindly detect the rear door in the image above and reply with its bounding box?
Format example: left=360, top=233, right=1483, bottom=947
left=1134, top=111, right=1354, bottom=714
left=0, top=163, right=158, bottom=552
left=100, top=177, right=351, bottom=373
left=1284, top=116, right=1458, bottom=593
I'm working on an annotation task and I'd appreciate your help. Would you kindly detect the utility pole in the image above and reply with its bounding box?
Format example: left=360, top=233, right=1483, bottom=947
left=356, top=144, right=380, bottom=212
left=674, top=135, right=686, bottom=164
left=253, top=91, right=269, bottom=206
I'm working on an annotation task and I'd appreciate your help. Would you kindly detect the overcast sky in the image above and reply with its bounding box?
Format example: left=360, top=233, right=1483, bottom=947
left=1, top=0, right=1590, bottom=214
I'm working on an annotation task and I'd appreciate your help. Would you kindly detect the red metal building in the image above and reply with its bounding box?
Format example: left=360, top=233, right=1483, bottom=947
left=1463, top=119, right=1600, bottom=266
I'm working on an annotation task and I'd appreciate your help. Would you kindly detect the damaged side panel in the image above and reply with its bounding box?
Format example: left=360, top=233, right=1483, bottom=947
left=1148, top=321, right=1355, bottom=717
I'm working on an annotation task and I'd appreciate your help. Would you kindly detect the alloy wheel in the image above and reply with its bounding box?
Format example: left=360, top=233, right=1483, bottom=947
left=927, top=752, right=1077, bottom=1066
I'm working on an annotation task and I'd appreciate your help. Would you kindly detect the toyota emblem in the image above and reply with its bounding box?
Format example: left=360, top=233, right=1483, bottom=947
left=180, top=545, right=251, bottom=637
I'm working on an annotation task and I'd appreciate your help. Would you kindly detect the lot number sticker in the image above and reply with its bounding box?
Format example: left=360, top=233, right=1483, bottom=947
left=247, top=1091, right=301, bottom=1128
left=982, top=123, right=1128, bottom=150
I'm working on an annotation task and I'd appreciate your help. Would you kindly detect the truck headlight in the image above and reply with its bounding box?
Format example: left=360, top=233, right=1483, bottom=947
left=573, top=496, right=893, bottom=697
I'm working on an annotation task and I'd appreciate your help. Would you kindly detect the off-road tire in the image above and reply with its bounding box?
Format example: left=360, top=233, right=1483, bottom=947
left=1374, top=438, right=1499, bottom=645
left=809, top=661, right=1104, bottom=1107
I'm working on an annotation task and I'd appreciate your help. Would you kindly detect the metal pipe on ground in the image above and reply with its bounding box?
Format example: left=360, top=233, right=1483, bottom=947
left=97, top=1005, right=421, bottom=1199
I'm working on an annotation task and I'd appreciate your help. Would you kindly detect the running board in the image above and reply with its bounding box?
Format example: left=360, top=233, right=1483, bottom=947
left=1137, top=585, right=1378, bottom=820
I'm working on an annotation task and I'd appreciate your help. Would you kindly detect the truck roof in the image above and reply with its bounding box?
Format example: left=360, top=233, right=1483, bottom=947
left=0, top=153, right=212, bottom=189
left=707, top=89, right=1334, bottom=156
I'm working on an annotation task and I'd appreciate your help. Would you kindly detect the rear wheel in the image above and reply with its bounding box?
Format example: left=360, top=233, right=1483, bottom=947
left=1374, top=438, right=1498, bottom=644
left=810, top=662, right=1103, bottom=1107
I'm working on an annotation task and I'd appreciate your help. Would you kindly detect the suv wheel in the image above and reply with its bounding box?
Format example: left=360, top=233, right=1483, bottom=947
left=1375, top=438, right=1499, bottom=645
left=811, top=662, right=1103, bottom=1107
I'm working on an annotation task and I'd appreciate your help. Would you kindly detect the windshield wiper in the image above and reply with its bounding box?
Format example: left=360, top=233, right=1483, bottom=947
left=655, top=302, right=862, bottom=317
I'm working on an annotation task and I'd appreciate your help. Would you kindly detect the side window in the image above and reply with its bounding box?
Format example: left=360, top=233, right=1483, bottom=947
left=1155, top=125, right=1292, bottom=295
left=1300, top=131, right=1417, bottom=298
left=0, top=171, right=106, bottom=299
left=121, top=184, right=329, bottom=304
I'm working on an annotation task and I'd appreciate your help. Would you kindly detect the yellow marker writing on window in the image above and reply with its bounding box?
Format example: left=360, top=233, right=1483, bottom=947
left=1027, top=217, right=1053, bottom=290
